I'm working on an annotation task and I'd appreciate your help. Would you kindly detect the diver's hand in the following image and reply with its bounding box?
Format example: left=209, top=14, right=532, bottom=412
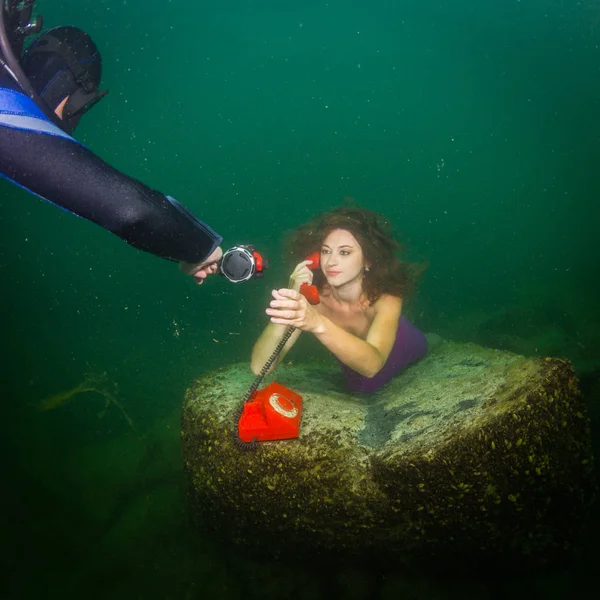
left=179, top=246, right=223, bottom=285
left=266, top=288, right=324, bottom=333
left=288, top=259, right=316, bottom=292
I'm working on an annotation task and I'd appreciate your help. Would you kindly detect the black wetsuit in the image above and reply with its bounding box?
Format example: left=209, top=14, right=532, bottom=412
left=0, top=72, right=222, bottom=263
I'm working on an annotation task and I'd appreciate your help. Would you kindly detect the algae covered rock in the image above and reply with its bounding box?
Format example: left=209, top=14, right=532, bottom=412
left=180, top=341, right=595, bottom=571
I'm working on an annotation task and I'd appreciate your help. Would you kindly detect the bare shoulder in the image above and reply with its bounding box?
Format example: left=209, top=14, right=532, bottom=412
left=372, top=294, right=403, bottom=316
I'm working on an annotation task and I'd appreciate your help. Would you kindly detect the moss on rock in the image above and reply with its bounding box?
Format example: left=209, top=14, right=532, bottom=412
left=181, top=341, right=595, bottom=572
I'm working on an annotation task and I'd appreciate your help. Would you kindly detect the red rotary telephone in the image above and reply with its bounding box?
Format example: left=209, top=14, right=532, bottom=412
left=236, top=251, right=321, bottom=446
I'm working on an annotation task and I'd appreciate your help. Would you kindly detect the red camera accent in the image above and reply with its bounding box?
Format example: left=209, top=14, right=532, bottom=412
left=253, top=251, right=263, bottom=272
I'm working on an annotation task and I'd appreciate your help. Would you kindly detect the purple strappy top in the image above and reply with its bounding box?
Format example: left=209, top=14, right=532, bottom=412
left=337, top=316, right=428, bottom=393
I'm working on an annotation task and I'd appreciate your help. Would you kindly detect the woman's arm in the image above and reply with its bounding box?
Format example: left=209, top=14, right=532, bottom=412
left=250, top=315, right=303, bottom=376
left=313, top=295, right=402, bottom=378
left=250, top=259, right=316, bottom=375
left=266, top=290, right=402, bottom=379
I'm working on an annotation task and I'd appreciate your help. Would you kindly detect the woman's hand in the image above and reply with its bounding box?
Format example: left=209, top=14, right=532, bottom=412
left=266, top=288, right=324, bottom=333
left=288, top=259, right=316, bottom=292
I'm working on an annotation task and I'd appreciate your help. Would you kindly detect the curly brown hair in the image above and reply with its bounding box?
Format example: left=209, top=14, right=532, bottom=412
left=285, top=203, right=423, bottom=304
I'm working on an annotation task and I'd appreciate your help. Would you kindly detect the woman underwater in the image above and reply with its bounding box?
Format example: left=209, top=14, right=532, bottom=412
left=251, top=205, right=428, bottom=393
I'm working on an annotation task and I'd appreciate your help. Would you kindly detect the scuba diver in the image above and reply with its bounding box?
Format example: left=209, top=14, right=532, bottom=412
left=0, top=1, right=223, bottom=285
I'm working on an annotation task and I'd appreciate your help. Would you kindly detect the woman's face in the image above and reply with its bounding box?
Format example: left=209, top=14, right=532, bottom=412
left=320, top=229, right=367, bottom=286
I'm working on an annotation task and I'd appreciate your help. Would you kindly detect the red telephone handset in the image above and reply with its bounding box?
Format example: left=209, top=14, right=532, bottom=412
left=299, top=251, right=320, bottom=305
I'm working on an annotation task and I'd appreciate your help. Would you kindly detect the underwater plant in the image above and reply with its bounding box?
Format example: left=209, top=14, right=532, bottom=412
left=36, top=372, right=139, bottom=438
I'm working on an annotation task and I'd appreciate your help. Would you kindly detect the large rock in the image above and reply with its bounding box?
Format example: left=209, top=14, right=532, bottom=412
left=181, top=340, right=595, bottom=572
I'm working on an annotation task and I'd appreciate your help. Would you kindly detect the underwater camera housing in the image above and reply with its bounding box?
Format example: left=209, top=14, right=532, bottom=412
left=219, top=245, right=268, bottom=283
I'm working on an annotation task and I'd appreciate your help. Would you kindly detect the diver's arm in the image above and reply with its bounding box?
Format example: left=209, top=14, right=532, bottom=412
left=0, top=125, right=222, bottom=263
